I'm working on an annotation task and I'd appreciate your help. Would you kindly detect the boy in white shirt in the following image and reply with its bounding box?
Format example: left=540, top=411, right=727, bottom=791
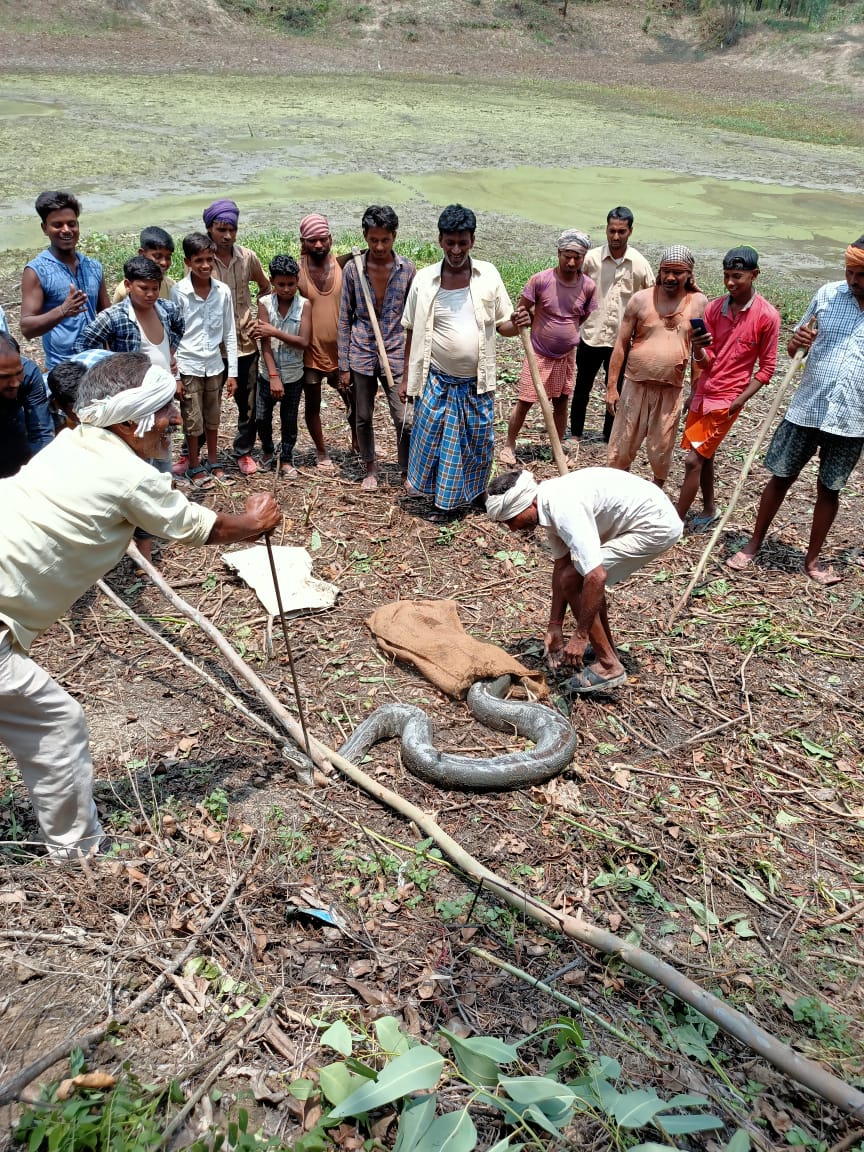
left=171, top=233, right=237, bottom=487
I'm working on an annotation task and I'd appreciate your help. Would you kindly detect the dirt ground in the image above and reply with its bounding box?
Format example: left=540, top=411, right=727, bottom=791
left=1, top=4, right=863, bottom=1147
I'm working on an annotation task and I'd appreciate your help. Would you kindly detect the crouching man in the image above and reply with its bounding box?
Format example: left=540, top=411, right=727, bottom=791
left=485, top=468, right=682, bottom=693
left=0, top=352, right=281, bottom=860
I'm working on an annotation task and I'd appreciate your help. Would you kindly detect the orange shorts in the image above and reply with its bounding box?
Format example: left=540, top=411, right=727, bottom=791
left=681, top=404, right=740, bottom=459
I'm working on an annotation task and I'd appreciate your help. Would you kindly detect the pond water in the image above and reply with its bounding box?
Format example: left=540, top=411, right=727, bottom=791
left=0, top=71, right=861, bottom=279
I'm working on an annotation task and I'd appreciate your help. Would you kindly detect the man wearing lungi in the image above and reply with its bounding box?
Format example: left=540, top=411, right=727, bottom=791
left=499, top=229, right=597, bottom=467
left=400, top=204, right=526, bottom=517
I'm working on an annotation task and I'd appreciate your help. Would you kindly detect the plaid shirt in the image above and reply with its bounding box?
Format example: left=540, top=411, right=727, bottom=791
left=338, top=253, right=415, bottom=376
left=74, top=297, right=185, bottom=356
left=786, top=281, right=864, bottom=438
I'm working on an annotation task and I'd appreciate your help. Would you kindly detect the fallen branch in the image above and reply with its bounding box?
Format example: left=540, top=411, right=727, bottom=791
left=128, top=549, right=864, bottom=1119
left=0, top=843, right=261, bottom=1106
left=668, top=348, right=806, bottom=628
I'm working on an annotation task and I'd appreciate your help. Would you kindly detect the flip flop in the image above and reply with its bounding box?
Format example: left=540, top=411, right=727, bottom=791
left=206, top=463, right=232, bottom=483
left=316, top=456, right=336, bottom=473
left=563, top=667, right=627, bottom=694
left=690, top=510, right=720, bottom=533
left=498, top=445, right=517, bottom=467
left=360, top=473, right=379, bottom=491
left=184, top=465, right=214, bottom=490
left=726, top=550, right=755, bottom=572
left=804, top=563, right=842, bottom=587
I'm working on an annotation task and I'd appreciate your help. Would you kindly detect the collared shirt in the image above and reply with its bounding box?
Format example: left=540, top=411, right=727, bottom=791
left=338, top=252, right=415, bottom=377
left=258, top=292, right=306, bottom=383
left=0, top=356, right=54, bottom=478
left=171, top=276, right=238, bottom=377
left=213, top=244, right=267, bottom=356
left=537, top=467, right=681, bottom=576
left=113, top=276, right=175, bottom=304
left=0, top=424, right=216, bottom=652
left=401, top=259, right=513, bottom=397
left=580, top=244, right=655, bottom=349
left=25, top=248, right=105, bottom=370
left=785, top=281, right=864, bottom=438
left=693, top=292, right=780, bottom=413
left=74, top=297, right=185, bottom=357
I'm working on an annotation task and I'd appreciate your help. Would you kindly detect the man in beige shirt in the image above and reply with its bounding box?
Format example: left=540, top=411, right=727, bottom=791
left=204, top=199, right=270, bottom=475
left=0, top=352, right=280, bottom=860
left=570, top=207, right=654, bottom=443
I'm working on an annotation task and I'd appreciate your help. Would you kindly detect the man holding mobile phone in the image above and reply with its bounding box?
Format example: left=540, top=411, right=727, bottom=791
left=675, top=247, right=780, bottom=530
left=606, top=246, right=706, bottom=488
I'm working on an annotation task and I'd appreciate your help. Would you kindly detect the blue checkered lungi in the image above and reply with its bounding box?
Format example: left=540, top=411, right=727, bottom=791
left=407, top=366, right=494, bottom=510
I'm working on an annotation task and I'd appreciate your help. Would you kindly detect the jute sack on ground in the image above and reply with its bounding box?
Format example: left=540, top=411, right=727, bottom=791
left=366, top=599, right=548, bottom=700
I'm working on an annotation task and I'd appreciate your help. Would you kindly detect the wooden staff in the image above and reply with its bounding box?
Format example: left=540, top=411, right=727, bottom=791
left=667, top=345, right=808, bottom=628
left=519, top=327, right=569, bottom=477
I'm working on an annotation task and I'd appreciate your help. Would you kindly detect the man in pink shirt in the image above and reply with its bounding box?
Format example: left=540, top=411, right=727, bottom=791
left=499, top=230, right=597, bottom=466
left=675, top=247, right=780, bottom=529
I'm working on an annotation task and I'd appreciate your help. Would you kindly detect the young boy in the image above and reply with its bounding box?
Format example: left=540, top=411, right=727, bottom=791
left=46, top=350, right=113, bottom=431
left=75, top=256, right=185, bottom=365
left=676, top=246, right=780, bottom=530
left=251, top=255, right=311, bottom=480
left=499, top=229, right=596, bottom=466
left=338, top=205, right=415, bottom=490
left=171, top=233, right=237, bottom=487
left=203, top=199, right=270, bottom=475
left=20, top=191, right=110, bottom=370
left=113, top=227, right=177, bottom=302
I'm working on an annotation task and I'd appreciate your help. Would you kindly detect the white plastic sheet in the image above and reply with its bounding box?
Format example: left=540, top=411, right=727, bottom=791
left=221, top=545, right=338, bottom=617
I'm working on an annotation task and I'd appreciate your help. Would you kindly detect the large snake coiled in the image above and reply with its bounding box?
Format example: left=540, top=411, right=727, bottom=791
left=338, top=675, right=577, bottom=790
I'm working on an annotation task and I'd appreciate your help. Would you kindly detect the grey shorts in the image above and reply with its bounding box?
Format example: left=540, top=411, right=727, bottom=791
left=764, top=419, right=863, bottom=492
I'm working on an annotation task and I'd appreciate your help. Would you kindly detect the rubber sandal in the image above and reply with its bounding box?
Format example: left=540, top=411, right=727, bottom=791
left=690, top=510, right=720, bottom=533
left=726, top=550, right=755, bottom=572
left=237, top=454, right=258, bottom=476
left=316, top=457, right=336, bottom=473
left=279, top=463, right=299, bottom=481
left=563, top=667, right=627, bottom=694
left=498, top=445, right=517, bottom=467
left=206, top=462, right=232, bottom=483
left=360, top=473, right=379, bottom=491
left=184, top=465, right=214, bottom=490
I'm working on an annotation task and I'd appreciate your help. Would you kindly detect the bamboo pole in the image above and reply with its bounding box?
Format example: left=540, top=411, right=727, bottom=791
left=519, top=328, right=569, bottom=477
left=667, top=347, right=806, bottom=628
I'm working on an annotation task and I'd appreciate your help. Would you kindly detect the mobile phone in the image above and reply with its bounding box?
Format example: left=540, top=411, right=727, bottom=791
left=689, top=318, right=708, bottom=336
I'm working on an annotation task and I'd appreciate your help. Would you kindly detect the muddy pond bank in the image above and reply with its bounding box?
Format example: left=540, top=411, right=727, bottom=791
left=1, top=70, right=862, bottom=282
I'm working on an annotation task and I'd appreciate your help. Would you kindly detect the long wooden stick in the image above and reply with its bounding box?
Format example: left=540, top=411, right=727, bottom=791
left=102, top=559, right=864, bottom=1118
left=351, top=247, right=397, bottom=393
left=519, top=328, right=569, bottom=477
left=667, top=347, right=806, bottom=628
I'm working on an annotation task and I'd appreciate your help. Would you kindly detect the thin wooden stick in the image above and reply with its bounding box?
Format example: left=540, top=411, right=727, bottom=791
left=0, top=843, right=262, bottom=1105
left=667, top=347, right=806, bottom=628
left=519, top=328, right=569, bottom=477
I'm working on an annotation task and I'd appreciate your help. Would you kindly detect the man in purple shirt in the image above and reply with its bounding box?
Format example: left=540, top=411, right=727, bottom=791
left=338, top=206, right=415, bottom=490
left=499, top=230, right=597, bottom=466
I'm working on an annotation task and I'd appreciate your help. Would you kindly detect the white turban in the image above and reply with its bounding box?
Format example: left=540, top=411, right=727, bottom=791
left=485, top=470, right=539, bottom=522
left=77, top=365, right=177, bottom=438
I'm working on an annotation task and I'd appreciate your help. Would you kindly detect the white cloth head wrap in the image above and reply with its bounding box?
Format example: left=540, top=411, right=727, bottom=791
left=485, top=470, right=539, bottom=522
left=76, top=365, right=176, bottom=437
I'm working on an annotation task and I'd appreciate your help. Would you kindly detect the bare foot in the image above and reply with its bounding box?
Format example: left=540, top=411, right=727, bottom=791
left=805, top=562, right=841, bottom=586
left=499, top=444, right=517, bottom=467
left=726, top=550, right=756, bottom=572
left=316, top=455, right=335, bottom=473
left=360, top=473, right=379, bottom=492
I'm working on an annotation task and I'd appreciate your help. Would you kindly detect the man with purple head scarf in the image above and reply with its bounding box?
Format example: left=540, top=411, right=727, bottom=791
left=203, top=198, right=270, bottom=476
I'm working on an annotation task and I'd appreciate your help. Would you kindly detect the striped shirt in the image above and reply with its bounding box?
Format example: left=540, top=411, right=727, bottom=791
left=785, top=281, right=864, bottom=438
left=338, top=253, right=415, bottom=377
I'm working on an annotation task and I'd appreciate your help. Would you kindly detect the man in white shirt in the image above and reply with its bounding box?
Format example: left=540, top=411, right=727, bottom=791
left=485, top=467, right=681, bottom=692
left=0, top=352, right=280, bottom=860
left=400, top=204, right=526, bottom=517
left=570, top=208, right=655, bottom=443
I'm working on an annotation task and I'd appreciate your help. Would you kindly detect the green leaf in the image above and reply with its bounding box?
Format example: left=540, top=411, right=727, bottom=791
left=318, top=1061, right=364, bottom=1106
left=797, top=736, right=833, bottom=759
left=485, top=1140, right=524, bottom=1152
left=344, top=1057, right=378, bottom=1079
left=412, top=1108, right=477, bottom=1152
left=725, top=1129, right=751, bottom=1152
left=375, top=1015, right=413, bottom=1057
left=309, top=529, right=322, bottom=551
left=628, top=1145, right=677, bottom=1151
left=685, top=898, right=720, bottom=927
left=497, top=1076, right=574, bottom=1106
left=522, top=1102, right=566, bottom=1138
left=608, top=1088, right=667, bottom=1128
left=440, top=1029, right=517, bottom=1087
left=328, top=1045, right=445, bottom=1119
left=288, top=1078, right=316, bottom=1101
left=393, top=1094, right=437, bottom=1152
left=670, top=1024, right=712, bottom=1064
left=320, top=1019, right=353, bottom=1057
left=664, top=1094, right=710, bottom=1108
left=731, top=874, right=767, bottom=903
left=655, top=1112, right=725, bottom=1135
left=733, top=918, right=757, bottom=938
